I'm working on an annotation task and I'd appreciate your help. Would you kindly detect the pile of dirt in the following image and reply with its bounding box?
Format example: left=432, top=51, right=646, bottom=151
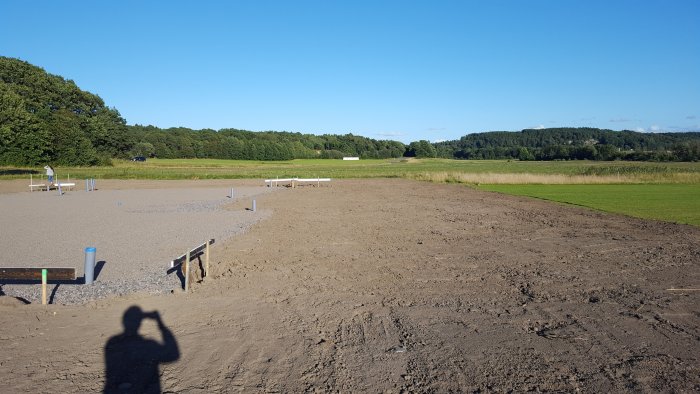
left=0, top=179, right=698, bottom=392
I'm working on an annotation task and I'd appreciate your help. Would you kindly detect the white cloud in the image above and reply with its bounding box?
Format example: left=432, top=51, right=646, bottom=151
left=531, top=124, right=546, bottom=130
left=650, top=125, right=660, bottom=131
left=432, top=139, right=447, bottom=143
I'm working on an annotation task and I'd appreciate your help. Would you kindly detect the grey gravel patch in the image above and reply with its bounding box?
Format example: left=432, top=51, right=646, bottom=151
left=0, top=186, right=275, bottom=305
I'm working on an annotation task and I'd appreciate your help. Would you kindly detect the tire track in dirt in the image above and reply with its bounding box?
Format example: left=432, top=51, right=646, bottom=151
left=1, top=179, right=698, bottom=392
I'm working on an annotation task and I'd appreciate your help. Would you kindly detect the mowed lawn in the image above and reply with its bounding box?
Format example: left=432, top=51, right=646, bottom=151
left=478, top=184, right=700, bottom=226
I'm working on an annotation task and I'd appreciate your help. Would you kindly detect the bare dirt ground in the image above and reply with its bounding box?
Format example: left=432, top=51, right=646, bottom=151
left=1, top=179, right=698, bottom=392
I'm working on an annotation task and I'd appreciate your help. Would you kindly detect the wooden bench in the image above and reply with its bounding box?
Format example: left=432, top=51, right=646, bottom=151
left=57, top=182, right=76, bottom=191
left=0, top=267, right=76, bottom=281
left=264, top=177, right=331, bottom=188
left=0, top=268, right=76, bottom=305
left=28, top=173, right=77, bottom=192
left=29, top=182, right=77, bottom=192
left=29, top=183, right=47, bottom=192
left=168, top=239, right=215, bottom=292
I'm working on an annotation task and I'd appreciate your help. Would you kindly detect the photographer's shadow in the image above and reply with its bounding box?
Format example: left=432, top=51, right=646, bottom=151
left=103, top=306, right=180, bottom=393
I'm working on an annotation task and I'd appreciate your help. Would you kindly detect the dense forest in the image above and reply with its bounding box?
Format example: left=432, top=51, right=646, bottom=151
left=1, top=56, right=699, bottom=165
left=432, top=128, right=700, bottom=161
left=0, top=57, right=404, bottom=165
left=0, top=57, right=130, bottom=165
left=127, top=125, right=405, bottom=161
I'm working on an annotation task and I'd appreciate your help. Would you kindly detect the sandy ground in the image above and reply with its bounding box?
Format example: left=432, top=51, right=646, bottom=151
left=0, top=179, right=698, bottom=392
left=0, top=179, right=274, bottom=303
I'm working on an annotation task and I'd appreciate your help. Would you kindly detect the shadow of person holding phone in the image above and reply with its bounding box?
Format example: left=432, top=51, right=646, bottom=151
left=103, top=306, right=180, bottom=393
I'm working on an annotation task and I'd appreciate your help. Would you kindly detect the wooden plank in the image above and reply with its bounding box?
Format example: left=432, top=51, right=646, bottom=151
left=296, top=178, right=331, bottom=182
left=169, top=239, right=215, bottom=268
left=205, top=241, right=210, bottom=278
left=184, top=250, right=191, bottom=292
left=0, top=267, right=76, bottom=281
left=29, top=184, right=47, bottom=191
left=264, top=178, right=331, bottom=183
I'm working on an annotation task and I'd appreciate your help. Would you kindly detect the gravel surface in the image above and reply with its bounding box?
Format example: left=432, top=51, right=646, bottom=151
left=0, top=184, right=275, bottom=304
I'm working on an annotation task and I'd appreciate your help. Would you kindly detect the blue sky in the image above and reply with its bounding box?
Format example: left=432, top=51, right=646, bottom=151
left=1, top=1, right=698, bottom=143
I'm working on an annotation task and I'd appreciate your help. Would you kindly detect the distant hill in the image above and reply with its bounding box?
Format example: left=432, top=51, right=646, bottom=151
left=126, top=125, right=406, bottom=161
left=2, top=56, right=698, bottom=165
left=0, top=56, right=404, bottom=165
left=433, top=128, right=700, bottom=161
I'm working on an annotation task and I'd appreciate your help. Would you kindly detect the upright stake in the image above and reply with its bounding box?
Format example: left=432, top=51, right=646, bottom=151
left=184, top=249, right=191, bottom=291
left=84, top=247, right=96, bottom=284
left=252, top=199, right=257, bottom=212
left=230, top=187, right=234, bottom=198
left=57, top=177, right=63, bottom=195
left=205, top=240, right=210, bottom=279
left=41, top=269, right=47, bottom=305
left=86, top=179, right=89, bottom=192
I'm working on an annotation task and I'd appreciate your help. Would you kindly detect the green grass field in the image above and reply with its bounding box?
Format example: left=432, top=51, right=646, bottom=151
left=477, top=184, right=700, bottom=226
left=2, top=158, right=699, bottom=180
left=3, top=158, right=699, bottom=226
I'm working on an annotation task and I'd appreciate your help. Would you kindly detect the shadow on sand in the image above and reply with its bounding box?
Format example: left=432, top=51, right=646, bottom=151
left=103, top=306, right=180, bottom=393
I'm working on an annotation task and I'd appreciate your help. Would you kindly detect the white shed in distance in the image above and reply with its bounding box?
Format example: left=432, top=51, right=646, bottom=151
left=343, top=157, right=360, bottom=160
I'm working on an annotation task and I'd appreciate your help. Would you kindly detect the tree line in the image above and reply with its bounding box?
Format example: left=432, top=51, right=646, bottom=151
left=432, top=128, right=700, bottom=161
left=127, top=125, right=405, bottom=161
left=1, top=56, right=699, bottom=166
left=0, top=57, right=404, bottom=165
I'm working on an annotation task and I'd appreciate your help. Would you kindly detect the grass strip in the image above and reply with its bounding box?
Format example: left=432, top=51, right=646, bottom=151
left=3, top=159, right=700, bottom=180
left=477, top=184, right=700, bottom=227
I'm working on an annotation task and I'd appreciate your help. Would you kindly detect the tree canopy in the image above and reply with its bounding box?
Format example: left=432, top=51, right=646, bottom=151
left=1, top=56, right=128, bottom=165
left=2, top=56, right=699, bottom=165
left=0, top=57, right=405, bottom=165
left=435, top=128, right=700, bottom=161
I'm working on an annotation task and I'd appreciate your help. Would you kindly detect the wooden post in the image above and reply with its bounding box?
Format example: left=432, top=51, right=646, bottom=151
left=184, top=250, right=191, bottom=291
left=205, top=240, right=210, bottom=279
left=41, top=269, right=47, bottom=305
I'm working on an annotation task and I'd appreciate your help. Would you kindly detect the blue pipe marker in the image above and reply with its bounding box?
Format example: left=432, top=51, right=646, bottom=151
left=84, top=247, right=96, bottom=284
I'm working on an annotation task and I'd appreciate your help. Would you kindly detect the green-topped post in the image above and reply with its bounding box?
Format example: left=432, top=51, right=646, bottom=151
left=41, top=269, right=47, bottom=305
